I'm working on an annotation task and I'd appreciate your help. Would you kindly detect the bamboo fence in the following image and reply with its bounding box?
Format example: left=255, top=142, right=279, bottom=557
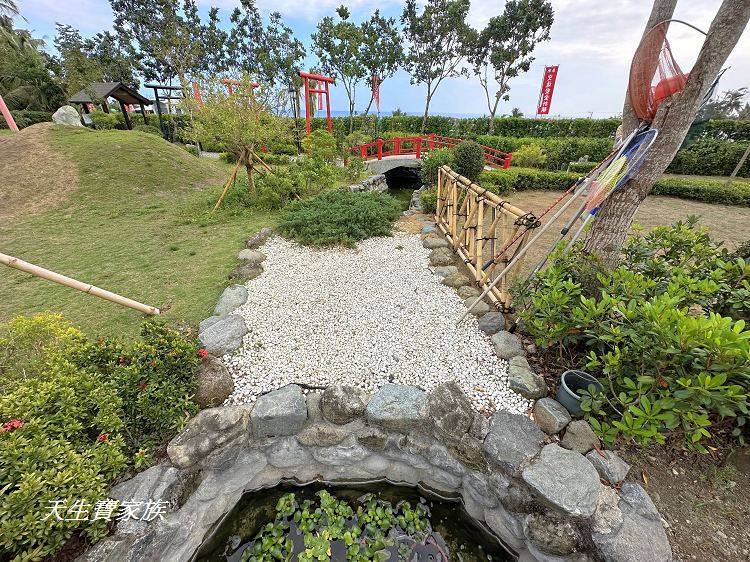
left=435, top=165, right=536, bottom=310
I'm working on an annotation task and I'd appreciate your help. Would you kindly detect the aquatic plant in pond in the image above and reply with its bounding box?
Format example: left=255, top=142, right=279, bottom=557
left=202, top=484, right=510, bottom=561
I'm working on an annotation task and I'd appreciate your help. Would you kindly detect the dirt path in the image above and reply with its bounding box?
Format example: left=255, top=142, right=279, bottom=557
left=0, top=123, right=79, bottom=223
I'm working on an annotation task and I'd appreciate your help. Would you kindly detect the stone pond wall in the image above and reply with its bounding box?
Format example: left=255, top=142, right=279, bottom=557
left=80, top=382, right=672, bottom=562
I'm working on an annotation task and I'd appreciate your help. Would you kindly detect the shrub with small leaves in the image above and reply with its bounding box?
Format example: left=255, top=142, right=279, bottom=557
left=420, top=148, right=454, bottom=186
left=511, top=144, right=547, bottom=168
left=420, top=188, right=438, bottom=214
left=452, top=140, right=485, bottom=182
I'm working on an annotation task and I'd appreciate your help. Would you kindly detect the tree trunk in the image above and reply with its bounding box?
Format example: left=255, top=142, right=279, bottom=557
left=363, top=94, right=374, bottom=116
left=586, top=0, right=750, bottom=266
left=620, top=0, right=679, bottom=138
left=244, top=149, right=255, bottom=195
left=421, top=89, right=433, bottom=134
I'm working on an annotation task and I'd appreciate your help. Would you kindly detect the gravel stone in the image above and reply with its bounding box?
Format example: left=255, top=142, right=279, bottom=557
left=365, top=384, right=428, bottom=431
left=492, top=331, right=525, bottom=360
left=320, top=385, right=368, bottom=425
left=533, top=398, right=571, bottom=434
left=586, top=450, right=631, bottom=485
left=522, top=444, right=600, bottom=517
left=213, top=285, right=248, bottom=316
left=423, top=236, right=449, bottom=249
left=199, top=315, right=248, bottom=356
left=561, top=420, right=600, bottom=454
left=251, top=384, right=308, bottom=438
left=483, top=411, right=545, bottom=475
left=224, top=234, right=530, bottom=415
left=429, top=247, right=454, bottom=266
left=477, top=311, right=505, bottom=334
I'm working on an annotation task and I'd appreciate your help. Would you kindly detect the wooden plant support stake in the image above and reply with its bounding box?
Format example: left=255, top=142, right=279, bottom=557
left=0, top=252, right=159, bottom=315
left=213, top=156, right=245, bottom=210
left=251, top=149, right=273, bottom=174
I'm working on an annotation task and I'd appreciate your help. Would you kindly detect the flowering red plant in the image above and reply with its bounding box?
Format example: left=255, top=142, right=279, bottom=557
left=97, top=433, right=109, bottom=442
left=198, top=348, right=209, bottom=359
left=0, top=419, right=23, bottom=432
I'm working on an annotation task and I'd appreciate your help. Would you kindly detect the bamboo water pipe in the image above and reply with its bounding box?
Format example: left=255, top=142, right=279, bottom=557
left=0, top=252, right=159, bottom=315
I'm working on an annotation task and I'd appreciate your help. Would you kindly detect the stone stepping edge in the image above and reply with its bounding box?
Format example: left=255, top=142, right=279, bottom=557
left=82, top=383, right=671, bottom=562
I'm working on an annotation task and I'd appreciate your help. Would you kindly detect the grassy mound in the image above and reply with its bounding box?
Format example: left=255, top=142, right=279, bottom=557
left=0, top=126, right=274, bottom=336
left=278, top=190, right=402, bottom=247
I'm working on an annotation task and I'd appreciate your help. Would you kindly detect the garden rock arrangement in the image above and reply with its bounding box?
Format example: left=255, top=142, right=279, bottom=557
left=219, top=228, right=531, bottom=415
left=348, top=173, right=388, bottom=193
left=80, top=383, right=671, bottom=562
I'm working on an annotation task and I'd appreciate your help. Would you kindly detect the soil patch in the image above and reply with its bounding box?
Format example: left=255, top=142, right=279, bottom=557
left=0, top=123, right=79, bottom=222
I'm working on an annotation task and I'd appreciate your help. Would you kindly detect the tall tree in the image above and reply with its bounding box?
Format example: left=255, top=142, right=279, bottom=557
left=227, top=0, right=263, bottom=76
left=697, top=87, right=749, bottom=119
left=470, top=0, right=553, bottom=134
left=401, top=0, right=473, bottom=133
left=359, top=10, right=403, bottom=116
left=585, top=0, right=750, bottom=265
left=312, top=5, right=366, bottom=133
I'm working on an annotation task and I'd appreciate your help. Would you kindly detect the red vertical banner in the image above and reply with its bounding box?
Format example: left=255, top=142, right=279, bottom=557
left=536, top=65, right=559, bottom=115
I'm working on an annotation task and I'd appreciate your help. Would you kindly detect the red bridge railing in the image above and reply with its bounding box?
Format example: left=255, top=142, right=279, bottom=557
left=349, top=134, right=512, bottom=169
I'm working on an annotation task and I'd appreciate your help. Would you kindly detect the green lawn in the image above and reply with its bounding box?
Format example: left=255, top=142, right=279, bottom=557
left=0, top=129, right=13, bottom=136
left=0, top=127, right=277, bottom=337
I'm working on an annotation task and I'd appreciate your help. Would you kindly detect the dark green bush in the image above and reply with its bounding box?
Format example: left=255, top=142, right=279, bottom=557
left=477, top=135, right=613, bottom=170
left=420, top=188, right=438, bottom=214
left=278, top=189, right=402, bottom=247
left=0, top=110, right=52, bottom=129
left=301, top=129, right=339, bottom=163
left=89, top=111, right=122, bottom=130
left=452, top=140, right=485, bottom=182
left=690, top=119, right=750, bottom=141
left=133, top=124, right=162, bottom=136
left=522, top=220, right=750, bottom=451
left=667, top=139, right=750, bottom=177
left=567, top=161, right=598, bottom=173
left=420, top=148, right=454, bottom=186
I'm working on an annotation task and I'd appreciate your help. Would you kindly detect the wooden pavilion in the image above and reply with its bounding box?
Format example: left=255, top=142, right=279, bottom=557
left=69, top=82, right=151, bottom=130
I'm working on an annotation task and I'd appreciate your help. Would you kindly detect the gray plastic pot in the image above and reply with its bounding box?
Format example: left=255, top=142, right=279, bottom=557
left=557, top=370, right=603, bottom=417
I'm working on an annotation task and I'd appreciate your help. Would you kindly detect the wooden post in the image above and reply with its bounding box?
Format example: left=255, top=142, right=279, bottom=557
left=475, top=198, right=484, bottom=278
left=1, top=252, right=159, bottom=315
left=119, top=100, right=132, bottom=130
left=377, top=138, right=383, bottom=160
left=303, top=77, right=311, bottom=135
left=139, top=103, right=147, bottom=124
left=0, top=94, right=19, bottom=132
left=102, top=98, right=110, bottom=113
left=416, top=138, right=422, bottom=159
left=324, top=82, right=333, bottom=134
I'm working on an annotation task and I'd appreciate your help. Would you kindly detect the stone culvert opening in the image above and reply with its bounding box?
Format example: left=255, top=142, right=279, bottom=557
left=81, top=383, right=672, bottom=562
left=383, top=166, right=423, bottom=190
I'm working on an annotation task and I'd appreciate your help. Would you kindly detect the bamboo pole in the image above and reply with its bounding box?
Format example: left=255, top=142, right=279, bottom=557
left=0, top=253, right=159, bottom=315
left=213, top=156, right=244, bottom=210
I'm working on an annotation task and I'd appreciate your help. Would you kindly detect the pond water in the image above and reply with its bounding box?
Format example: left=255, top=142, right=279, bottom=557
left=197, top=482, right=512, bottom=562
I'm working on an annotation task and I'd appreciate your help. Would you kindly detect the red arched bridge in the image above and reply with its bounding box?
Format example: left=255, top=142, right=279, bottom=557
left=349, top=134, right=513, bottom=169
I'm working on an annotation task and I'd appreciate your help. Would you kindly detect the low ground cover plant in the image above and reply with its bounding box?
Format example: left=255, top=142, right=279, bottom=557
left=520, top=219, right=750, bottom=451
left=278, top=189, right=402, bottom=247
left=0, top=314, right=200, bottom=560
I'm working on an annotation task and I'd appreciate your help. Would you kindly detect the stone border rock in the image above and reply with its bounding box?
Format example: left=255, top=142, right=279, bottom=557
left=80, top=383, right=671, bottom=562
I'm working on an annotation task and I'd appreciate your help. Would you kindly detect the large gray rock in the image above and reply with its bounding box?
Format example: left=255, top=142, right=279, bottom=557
left=427, top=381, right=474, bottom=439
left=492, top=331, right=525, bottom=360
left=522, top=444, right=600, bottom=517
left=421, top=224, right=436, bottom=235
left=423, top=236, right=449, bottom=249
left=477, top=311, right=505, bottom=334
left=441, top=272, right=471, bottom=288
left=429, top=247, right=454, bottom=266
left=236, top=249, right=266, bottom=265
left=433, top=265, right=458, bottom=278
left=194, top=356, right=234, bottom=408
left=266, top=437, right=311, bottom=468
left=245, top=227, right=273, bottom=249
left=592, top=482, right=672, bottom=562
left=110, top=465, right=181, bottom=534
left=229, top=263, right=262, bottom=282
left=296, top=422, right=350, bottom=447
left=213, top=284, right=248, bottom=316
left=198, top=314, right=247, bottom=356
left=52, top=105, right=83, bottom=126
left=320, top=385, right=368, bottom=425
left=457, top=285, right=481, bottom=299
left=463, top=296, right=490, bottom=316
left=167, top=406, right=250, bottom=468
left=483, top=411, right=545, bottom=475
left=561, top=420, right=600, bottom=454
left=311, top=435, right=370, bottom=466
left=586, top=450, right=631, bottom=485
left=365, top=384, right=428, bottom=432
left=349, top=173, right=388, bottom=193
left=508, top=356, right=548, bottom=399
left=198, top=315, right=221, bottom=333
left=533, top=398, right=571, bottom=435
left=251, top=384, right=308, bottom=438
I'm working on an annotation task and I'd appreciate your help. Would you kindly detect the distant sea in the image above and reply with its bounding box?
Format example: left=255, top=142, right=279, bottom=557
left=324, top=110, right=490, bottom=119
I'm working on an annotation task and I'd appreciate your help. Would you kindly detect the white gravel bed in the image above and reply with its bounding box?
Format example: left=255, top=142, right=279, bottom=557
left=223, top=232, right=531, bottom=415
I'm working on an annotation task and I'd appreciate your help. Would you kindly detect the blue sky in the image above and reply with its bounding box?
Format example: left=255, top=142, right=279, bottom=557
left=13, top=0, right=750, bottom=118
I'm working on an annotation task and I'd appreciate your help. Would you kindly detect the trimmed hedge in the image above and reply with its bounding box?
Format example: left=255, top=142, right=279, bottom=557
left=691, top=119, right=750, bottom=141
left=0, top=110, right=52, bottom=129
left=567, top=161, right=598, bottom=173
left=667, top=139, right=750, bottom=177
left=478, top=167, right=750, bottom=206
left=477, top=135, right=613, bottom=171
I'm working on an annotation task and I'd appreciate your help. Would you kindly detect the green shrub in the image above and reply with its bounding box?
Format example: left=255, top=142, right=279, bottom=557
left=667, top=139, right=750, bottom=177
left=735, top=240, right=750, bottom=260
left=278, top=189, right=402, bottom=247
left=567, top=161, right=597, bottom=173
left=522, top=220, right=750, bottom=451
left=301, top=129, right=339, bottom=163
left=2, top=110, right=52, bottom=129
left=183, top=144, right=200, bottom=157
left=89, top=111, right=123, bottom=130
left=477, top=135, right=612, bottom=170
left=511, top=144, right=547, bottom=168
left=344, top=156, right=366, bottom=182
left=262, top=153, right=292, bottom=166
left=133, top=124, right=162, bottom=136
left=452, top=140, right=485, bottom=181
left=420, top=188, right=438, bottom=214
left=220, top=151, right=237, bottom=164
left=420, top=148, right=454, bottom=186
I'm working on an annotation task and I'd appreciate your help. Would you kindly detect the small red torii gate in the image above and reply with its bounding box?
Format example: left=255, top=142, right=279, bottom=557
left=299, top=71, right=334, bottom=135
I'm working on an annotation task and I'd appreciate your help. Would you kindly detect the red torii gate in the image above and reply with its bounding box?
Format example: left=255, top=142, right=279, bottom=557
left=299, top=71, right=334, bottom=135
